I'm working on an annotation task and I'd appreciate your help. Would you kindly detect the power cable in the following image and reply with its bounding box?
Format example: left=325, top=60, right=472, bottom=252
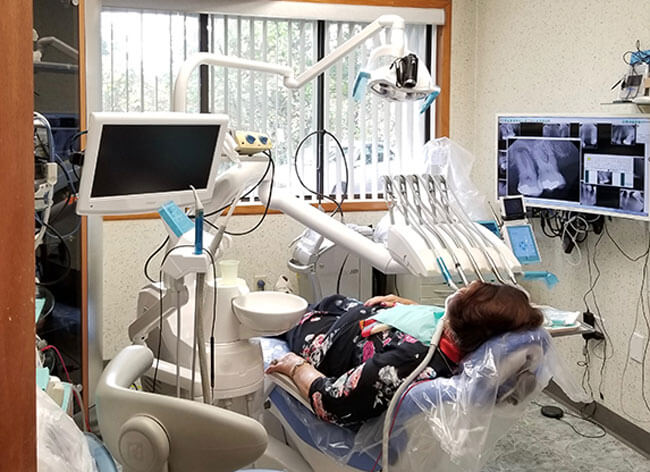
left=293, top=129, right=349, bottom=219
left=225, top=151, right=275, bottom=236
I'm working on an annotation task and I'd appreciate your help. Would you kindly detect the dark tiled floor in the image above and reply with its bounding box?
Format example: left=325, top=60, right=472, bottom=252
left=483, top=394, right=650, bottom=472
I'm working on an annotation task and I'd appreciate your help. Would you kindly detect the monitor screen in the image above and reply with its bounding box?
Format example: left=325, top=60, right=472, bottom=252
left=90, top=124, right=221, bottom=198
left=503, top=196, right=525, bottom=219
left=505, top=224, right=541, bottom=265
left=497, top=115, right=650, bottom=219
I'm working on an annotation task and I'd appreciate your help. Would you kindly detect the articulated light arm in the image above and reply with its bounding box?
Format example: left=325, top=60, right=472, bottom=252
left=173, top=14, right=405, bottom=112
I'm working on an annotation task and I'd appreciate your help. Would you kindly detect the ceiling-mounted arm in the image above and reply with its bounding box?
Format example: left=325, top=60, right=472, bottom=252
left=172, top=14, right=407, bottom=112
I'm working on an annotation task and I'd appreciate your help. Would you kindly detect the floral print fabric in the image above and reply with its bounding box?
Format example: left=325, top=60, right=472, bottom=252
left=285, top=295, right=458, bottom=429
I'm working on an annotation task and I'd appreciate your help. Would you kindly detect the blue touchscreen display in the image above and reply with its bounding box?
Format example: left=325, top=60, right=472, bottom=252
left=506, top=224, right=541, bottom=264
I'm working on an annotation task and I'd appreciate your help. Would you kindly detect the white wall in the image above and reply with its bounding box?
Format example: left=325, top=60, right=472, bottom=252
left=101, top=210, right=384, bottom=358
left=449, top=0, right=650, bottom=430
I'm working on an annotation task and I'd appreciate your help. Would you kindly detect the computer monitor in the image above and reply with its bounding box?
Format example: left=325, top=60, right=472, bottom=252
left=77, top=112, right=228, bottom=215
left=496, top=115, right=650, bottom=220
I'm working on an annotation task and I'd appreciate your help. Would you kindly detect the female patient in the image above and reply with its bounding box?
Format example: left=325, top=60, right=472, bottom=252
left=266, top=281, right=543, bottom=428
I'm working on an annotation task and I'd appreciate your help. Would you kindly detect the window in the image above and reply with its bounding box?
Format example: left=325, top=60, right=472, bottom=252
left=101, top=9, right=201, bottom=113
left=100, top=7, right=437, bottom=204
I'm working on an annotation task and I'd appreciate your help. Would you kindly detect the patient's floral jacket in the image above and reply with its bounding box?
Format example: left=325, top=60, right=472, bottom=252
left=284, top=295, right=458, bottom=429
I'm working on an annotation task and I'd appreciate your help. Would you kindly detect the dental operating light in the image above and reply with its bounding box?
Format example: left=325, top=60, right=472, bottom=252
left=173, top=14, right=439, bottom=113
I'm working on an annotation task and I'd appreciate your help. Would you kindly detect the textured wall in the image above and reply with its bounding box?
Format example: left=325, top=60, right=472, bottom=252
left=101, top=211, right=384, bottom=358
left=449, top=0, right=650, bottom=430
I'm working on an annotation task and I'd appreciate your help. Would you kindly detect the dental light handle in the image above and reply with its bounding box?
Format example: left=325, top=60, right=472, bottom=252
left=190, top=186, right=204, bottom=255
left=381, top=313, right=446, bottom=472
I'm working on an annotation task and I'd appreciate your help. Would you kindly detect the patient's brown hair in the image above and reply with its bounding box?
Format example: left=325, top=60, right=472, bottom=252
left=446, top=282, right=543, bottom=355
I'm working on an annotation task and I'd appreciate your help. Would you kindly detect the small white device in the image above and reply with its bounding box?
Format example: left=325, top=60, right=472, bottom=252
left=77, top=112, right=228, bottom=215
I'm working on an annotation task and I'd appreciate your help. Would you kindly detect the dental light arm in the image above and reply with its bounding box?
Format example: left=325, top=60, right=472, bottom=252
left=173, top=14, right=410, bottom=112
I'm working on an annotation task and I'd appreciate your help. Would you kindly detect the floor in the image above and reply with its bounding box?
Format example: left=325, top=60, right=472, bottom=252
left=482, top=394, right=650, bottom=472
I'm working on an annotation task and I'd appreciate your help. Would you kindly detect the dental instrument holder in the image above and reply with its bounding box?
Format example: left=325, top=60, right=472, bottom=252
left=158, top=202, right=217, bottom=405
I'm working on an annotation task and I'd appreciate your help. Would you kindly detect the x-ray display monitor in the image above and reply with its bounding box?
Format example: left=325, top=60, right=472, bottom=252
left=497, top=115, right=650, bottom=219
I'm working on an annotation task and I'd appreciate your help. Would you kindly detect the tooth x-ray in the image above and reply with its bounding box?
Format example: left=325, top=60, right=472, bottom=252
left=620, top=189, right=645, bottom=212
left=497, top=115, right=650, bottom=218
left=612, top=125, right=636, bottom=145
left=580, top=123, right=597, bottom=148
left=597, top=170, right=613, bottom=185
left=580, top=183, right=597, bottom=206
left=506, top=138, right=580, bottom=201
left=543, top=123, right=570, bottom=137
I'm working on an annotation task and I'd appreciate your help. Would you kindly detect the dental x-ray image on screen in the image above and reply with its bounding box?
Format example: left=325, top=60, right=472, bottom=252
left=506, top=138, right=581, bottom=201
left=497, top=115, right=650, bottom=219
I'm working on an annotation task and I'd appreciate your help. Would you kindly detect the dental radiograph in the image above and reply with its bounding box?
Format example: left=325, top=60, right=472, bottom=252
left=507, top=138, right=580, bottom=200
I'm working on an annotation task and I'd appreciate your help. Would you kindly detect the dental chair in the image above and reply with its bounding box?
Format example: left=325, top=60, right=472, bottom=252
left=261, top=327, right=558, bottom=472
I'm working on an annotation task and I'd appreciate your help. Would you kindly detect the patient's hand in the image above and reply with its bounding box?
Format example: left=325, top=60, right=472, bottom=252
left=265, top=352, right=303, bottom=377
left=364, top=294, right=417, bottom=308
left=266, top=352, right=324, bottom=399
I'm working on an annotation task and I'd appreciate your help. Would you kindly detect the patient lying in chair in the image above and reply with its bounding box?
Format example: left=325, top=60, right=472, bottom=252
left=266, top=281, right=543, bottom=429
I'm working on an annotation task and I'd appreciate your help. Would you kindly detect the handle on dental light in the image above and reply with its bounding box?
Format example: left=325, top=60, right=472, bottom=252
left=190, top=186, right=204, bottom=255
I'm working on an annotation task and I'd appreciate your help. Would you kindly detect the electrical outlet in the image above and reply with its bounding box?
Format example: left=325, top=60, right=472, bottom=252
left=630, top=332, right=647, bottom=364
left=254, top=274, right=268, bottom=291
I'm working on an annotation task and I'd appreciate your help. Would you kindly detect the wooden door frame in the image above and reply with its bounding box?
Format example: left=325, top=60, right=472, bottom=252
left=0, top=1, right=37, bottom=469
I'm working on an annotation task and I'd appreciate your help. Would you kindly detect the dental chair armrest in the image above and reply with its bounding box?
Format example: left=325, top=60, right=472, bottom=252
left=96, top=345, right=268, bottom=472
left=267, top=372, right=314, bottom=413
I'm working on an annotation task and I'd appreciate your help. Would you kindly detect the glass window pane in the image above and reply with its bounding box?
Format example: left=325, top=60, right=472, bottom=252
left=101, top=9, right=200, bottom=113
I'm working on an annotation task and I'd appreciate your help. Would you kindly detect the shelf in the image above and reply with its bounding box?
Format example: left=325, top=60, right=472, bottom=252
left=600, top=100, right=650, bottom=111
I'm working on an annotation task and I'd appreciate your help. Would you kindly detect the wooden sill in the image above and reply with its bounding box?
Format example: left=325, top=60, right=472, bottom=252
left=103, top=200, right=388, bottom=221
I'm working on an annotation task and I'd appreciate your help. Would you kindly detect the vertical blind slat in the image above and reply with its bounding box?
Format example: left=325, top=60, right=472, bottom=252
left=262, top=20, right=268, bottom=133
left=334, top=23, right=343, bottom=200
left=249, top=18, right=255, bottom=129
